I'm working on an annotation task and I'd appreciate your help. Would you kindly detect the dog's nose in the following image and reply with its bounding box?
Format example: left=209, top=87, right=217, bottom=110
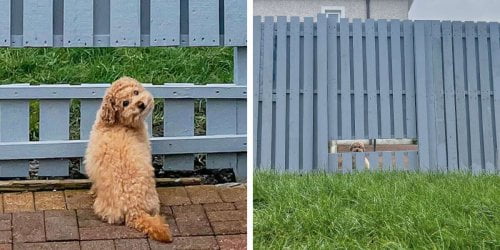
left=137, top=102, right=146, bottom=110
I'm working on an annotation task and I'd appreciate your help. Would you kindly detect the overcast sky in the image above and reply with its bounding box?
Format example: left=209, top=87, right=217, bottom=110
left=409, top=0, right=500, bottom=22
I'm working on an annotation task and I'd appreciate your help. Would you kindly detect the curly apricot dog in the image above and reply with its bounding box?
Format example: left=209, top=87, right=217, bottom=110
left=84, top=77, right=172, bottom=242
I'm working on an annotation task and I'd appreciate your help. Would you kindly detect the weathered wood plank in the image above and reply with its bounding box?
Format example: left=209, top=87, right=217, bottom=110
left=316, top=14, right=329, bottom=170
left=452, top=21, right=470, bottom=171
left=64, top=0, right=93, bottom=47
left=23, top=0, right=53, bottom=46
left=110, top=0, right=141, bottom=46
left=274, top=16, right=287, bottom=171
left=189, top=0, right=219, bottom=46
left=477, top=22, right=495, bottom=173
left=164, top=99, right=194, bottom=171
left=150, top=0, right=180, bottom=46
left=259, top=17, right=274, bottom=169
left=302, top=17, right=314, bottom=171
left=39, top=100, right=70, bottom=176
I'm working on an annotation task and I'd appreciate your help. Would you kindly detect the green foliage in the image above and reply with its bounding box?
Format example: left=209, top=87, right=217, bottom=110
left=254, top=171, right=500, bottom=249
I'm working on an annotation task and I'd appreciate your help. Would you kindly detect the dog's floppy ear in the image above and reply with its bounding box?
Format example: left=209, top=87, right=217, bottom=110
left=100, top=93, right=116, bottom=124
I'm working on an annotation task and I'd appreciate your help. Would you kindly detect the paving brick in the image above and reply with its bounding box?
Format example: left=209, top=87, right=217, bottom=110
left=80, top=225, right=145, bottom=240
left=217, top=235, right=247, bottom=250
left=218, top=186, right=246, bottom=203
left=149, top=236, right=218, bottom=250
left=80, top=240, right=114, bottom=250
left=3, top=193, right=34, bottom=213
left=234, top=201, right=246, bottom=210
left=13, top=241, right=79, bottom=250
left=186, top=186, right=222, bottom=204
left=34, top=191, right=66, bottom=210
left=65, top=190, right=93, bottom=209
left=76, top=209, right=108, bottom=228
left=0, top=214, right=11, bottom=231
left=212, top=221, right=246, bottom=235
left=207, top=210, right=245, bottom=222
left=0, top=231, right=11, bottom=244
left=173, top=205, right=212, bottom=236
left=45, top=210, right=79, bottom=241
left=160, top=206, right=173, bottom=217
left=203, top=203, right=235, bottom=212
left=114, top=239, right=149, bottom=250
left=158, top=187, right=191, bottom=206
left=12, top=212, right=45, bottom=243
left=0, top=244, right=11, bottom=250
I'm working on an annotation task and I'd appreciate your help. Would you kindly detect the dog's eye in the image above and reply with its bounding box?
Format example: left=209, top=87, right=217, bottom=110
left=123, top=100, right=129, bottom=107
left=133, top=90, right=139, bottom=95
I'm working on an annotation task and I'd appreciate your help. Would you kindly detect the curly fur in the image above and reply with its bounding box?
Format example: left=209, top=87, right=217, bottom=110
left=84, top=77, right=172, bottom=242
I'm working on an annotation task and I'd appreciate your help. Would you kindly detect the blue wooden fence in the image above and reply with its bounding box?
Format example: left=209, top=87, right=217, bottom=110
left=254, top=15, right=500, bottom=173
left=0, top=0, right=247, bottom=179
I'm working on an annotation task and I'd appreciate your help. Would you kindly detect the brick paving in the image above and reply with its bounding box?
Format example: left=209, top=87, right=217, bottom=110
left=0, top=184, right=247, bottom=250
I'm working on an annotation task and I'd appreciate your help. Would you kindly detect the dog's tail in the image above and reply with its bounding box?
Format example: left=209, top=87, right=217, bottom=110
left=126, top=210, right=173, bottom=242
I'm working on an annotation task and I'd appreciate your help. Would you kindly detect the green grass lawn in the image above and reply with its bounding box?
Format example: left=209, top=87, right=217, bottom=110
left=254, top=171, right=500, bottom=249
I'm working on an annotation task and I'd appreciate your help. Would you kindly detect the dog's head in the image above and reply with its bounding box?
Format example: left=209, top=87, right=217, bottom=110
left=99, top=77, right=154, bottom=127
left=350, top=142, right=365, bottom=152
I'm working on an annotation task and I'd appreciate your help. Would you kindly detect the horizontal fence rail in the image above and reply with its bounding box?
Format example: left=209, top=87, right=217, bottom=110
left=0, top=84, right=247, bottom=99
left=254, top=15, right=500, bottom=174
left=0, top=83, right=247, bottom=178
left=0, top=0, right=246, bottom=47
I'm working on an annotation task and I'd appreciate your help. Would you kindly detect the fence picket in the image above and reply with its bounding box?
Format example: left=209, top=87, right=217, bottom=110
left=368, top=152, right=379, bottom=171
left=39, top=100, right=70, bottom=176
left=431, top=21, right=448, bottom=172
left=442, top=21, right=458, bottom=171
left=465, top=22, right=482, bottom=173
left=490, top=23, right=500, bottom=172
left=365, top=19, right=379, bottom=139
left=316, top=15, right=328, bottom=170
left=150, top=0, right=180, bottom=46
left=355, top=152, right=365, bottom=171
left=403, top=21, right=417, bottom=138
left=353, top=19, right=365, bottom=140
left=224, top=0, right=247, bottom=46
left=0, top=99, right=30, bottom=177
left=110, top=0, right=141, bottom=46
left=395, top=151, right=404, bottom=171
left=340, top=19, right=352, bottom=139
left=24, top=0, right=53, bottom=46
left=189, top=0, right=219, bottom=46
left=378, top=20, right=391, bottom=138
left=274, top=16, right=287, bottom=171
left=302, top=17, right=314, bottom=171
left=164, top=99, right=194, bottom=170
left=0, top=0, right=10, bottom=46
left=327, top=17, right=339, bottom=141
left=452, top=22, right=470, bottom=170
left=342, top=153, right=352, bottom=173
left=383, top=152, right=392, bottom=171
left=288, top=17, right=301, bottom=172
left=253, top=16, right=261, bottom=168
left=477, top=22, right=495, bottom=173
left=414, top=21, right=430, bottom=171
left=260, top=17, right=274, bottom=169
left=391, top=20, right=404, bottom=138
left=64, top=0, right=93, bottom=47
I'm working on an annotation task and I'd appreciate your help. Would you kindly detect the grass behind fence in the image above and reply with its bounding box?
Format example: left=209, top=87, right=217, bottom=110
left=0, top=47, right=233, bottom=140
left=254, top=171, right=500, bottom=249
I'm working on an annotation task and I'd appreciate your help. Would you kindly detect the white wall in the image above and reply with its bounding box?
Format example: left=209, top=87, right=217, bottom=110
left=409, top=0, right=500, bottom=22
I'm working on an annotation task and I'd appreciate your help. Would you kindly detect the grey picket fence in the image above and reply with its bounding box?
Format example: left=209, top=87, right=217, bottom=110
left=0, top=0, right=247, bottom=179
left=254, top=15, right=500, bottom=173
